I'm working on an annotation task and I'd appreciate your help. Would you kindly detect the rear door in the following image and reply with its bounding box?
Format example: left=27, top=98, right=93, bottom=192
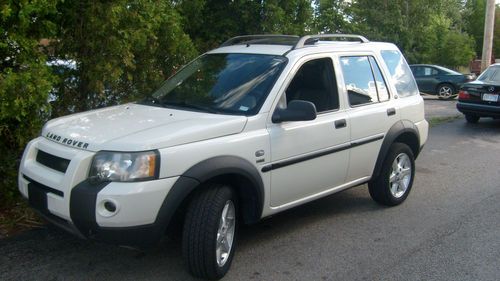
left=336, top=54, right=399, bottom=181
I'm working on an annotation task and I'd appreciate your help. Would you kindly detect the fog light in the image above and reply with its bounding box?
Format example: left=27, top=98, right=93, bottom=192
left=104, top=201, right=117, bottom=212
left=98, top=199, right=120, bottom=217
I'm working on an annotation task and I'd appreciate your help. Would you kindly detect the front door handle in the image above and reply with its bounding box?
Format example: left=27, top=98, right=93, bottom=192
left=387, top=108, right=396, bottom=116
left=334, top=119, right=347, bottom=129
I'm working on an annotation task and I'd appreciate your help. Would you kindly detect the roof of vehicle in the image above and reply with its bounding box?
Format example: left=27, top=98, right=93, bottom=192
left=207, top=34, right=399, bottom=57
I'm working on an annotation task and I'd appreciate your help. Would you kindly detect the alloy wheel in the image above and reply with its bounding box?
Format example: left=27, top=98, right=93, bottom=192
left=389, top=153, right=412, bottom=198
left=216, top=200, right=236, bottom=267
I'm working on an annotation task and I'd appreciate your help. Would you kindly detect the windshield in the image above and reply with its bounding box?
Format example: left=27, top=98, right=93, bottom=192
left=477, top=65, right=500, bottom=83
left=143, top=53, right=287, bottom=115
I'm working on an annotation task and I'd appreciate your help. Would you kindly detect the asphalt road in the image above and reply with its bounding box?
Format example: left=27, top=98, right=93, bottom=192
left=1, top=99, right=499, bottom=281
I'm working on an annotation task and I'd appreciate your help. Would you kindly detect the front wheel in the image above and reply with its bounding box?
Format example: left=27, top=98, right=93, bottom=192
left=182, top=184, right=238, bottom=280
left=369, top=143, right=415, bottom=206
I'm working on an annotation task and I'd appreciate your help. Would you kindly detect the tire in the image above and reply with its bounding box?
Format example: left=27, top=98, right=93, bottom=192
left=437, top=83, right=455, bottom=100
left=465, top=114, right=479, bottom=123
left=182, top=184, right=238, bottom=280
left=369, top=143, right=415, bottom=206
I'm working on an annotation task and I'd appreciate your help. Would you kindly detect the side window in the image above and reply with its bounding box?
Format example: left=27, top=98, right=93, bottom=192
left=369, top=57, right=390, bottom=102
left=380, top=50, right=419, bottom=98
left=340, top=56, right=378, bottom=106
left=423, top=67, right=438, bottom=76
left=285, top=58, right=339, bottom=112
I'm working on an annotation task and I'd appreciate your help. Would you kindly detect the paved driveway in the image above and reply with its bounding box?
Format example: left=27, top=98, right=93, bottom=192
left=422, top=94, right=460, bottom=119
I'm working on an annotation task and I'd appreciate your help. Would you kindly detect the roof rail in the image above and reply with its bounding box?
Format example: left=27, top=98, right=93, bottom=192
left=219, top=34, right=369, bottom=49
left=220, top=35, right=300, bottom=47
left=292, top=34, right=369, bottom=50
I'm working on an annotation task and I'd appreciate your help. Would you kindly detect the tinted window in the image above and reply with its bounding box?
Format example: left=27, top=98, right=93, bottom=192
left=146, top=53, right=287, bottom=115
left=380, top=50, right=419, bottom=97
left=340, top=56, right=378, bottom=106
left=286, top=58, right=339, bottom=112
left=369, top=57, right=390, bottom=101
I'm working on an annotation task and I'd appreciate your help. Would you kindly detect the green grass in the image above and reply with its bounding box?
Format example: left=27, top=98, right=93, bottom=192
left=428, top=115, right=462, bottom=127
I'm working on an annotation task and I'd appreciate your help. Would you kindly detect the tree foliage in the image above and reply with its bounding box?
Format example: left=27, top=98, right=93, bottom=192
left=494, top=6, right=500, bottom=58
left=463, top=0, right=486, bottom=56
left=0, top=0, right=59, bottom=203
left=52, top=0, right=197, bottom=114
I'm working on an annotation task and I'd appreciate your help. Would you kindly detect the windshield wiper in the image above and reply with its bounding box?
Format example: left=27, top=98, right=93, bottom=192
left=161, top=101, right=220, bottom=114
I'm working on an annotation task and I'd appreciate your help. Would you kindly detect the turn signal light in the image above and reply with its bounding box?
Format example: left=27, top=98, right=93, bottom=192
left=458, top=90, right=470, bottom=100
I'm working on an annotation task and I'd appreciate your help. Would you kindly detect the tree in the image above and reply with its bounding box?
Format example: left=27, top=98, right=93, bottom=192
left=52, top=0, right=197, bottom=115
left=463, top=0, right=486, bottom=57
left=176, top=0, right=313, bottom=52
left=176, top=0, right=262, bottom=51
left=0, top=0, right=59, bottom=203
left=493, top=5, right=500, bottom=58
left=349, top=0, right=474, bottom=68
left=313, top=0, right=352, bottom=34
left=260, top=0, right=313, bottom=35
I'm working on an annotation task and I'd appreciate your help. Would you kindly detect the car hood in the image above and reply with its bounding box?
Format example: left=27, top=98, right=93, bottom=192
left=42, top=103, right=248, bottom=152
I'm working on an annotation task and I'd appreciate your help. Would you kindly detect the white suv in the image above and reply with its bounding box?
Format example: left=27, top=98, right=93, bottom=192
left=19, top=34, right=428, bottom=280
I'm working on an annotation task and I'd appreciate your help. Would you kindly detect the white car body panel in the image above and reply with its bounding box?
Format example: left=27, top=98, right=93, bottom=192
left=42, top=103, right=247, bottom=152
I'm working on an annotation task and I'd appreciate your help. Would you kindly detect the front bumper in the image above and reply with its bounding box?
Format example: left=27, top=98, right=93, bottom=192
left=19, top=137, right=178, bottom=247
left=457, top=102, right=500, bottom=118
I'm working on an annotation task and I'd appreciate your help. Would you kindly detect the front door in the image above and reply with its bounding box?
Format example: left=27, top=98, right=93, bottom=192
left=267, top=57, right=350, bottom=207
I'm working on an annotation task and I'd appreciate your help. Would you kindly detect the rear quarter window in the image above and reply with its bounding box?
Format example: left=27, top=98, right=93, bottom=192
left=380, top=50, right=419, bottom=98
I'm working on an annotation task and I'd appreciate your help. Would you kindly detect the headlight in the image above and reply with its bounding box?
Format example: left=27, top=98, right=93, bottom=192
left=89, top=150, right=159, bottom=182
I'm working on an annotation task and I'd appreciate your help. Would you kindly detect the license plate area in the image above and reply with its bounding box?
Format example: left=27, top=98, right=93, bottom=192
left=482, top=93, right=499, bottom=102
left=28, top=184, right=48, bottom=212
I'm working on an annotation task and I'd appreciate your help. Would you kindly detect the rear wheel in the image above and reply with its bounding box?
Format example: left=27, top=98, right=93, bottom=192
left=182, top=184, right=237, bottom=280
left=437, top=84, right=455, bottom=100
left=369, top=143, right=415, bottom=206
left=465, top=114, right=480, bottom=123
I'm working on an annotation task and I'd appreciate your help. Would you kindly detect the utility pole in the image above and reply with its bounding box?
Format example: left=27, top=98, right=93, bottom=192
left=481, top=0, right=496, bottom=72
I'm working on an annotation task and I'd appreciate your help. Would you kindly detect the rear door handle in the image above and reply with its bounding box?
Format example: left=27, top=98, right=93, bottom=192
left=334, top=119, right=347, bottom=129
left=387, top=108, right=396, bottom=116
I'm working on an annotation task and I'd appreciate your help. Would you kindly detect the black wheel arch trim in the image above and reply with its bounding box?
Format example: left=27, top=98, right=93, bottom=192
left=372, top=120, right=421, bottom=179
left=156, top=156, right=265, bottom=229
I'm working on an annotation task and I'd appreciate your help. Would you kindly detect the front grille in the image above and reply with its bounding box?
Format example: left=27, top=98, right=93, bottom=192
left=36, top=149, right=70, bottom=173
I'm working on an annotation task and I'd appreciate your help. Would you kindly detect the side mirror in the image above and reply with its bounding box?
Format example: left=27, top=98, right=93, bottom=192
left=272, top=100, right=317, bottom=123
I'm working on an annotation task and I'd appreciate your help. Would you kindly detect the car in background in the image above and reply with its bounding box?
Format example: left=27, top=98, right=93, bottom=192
left=457, top=63, right=500, bottom=123
left=410, top=64, right=475, bottom=99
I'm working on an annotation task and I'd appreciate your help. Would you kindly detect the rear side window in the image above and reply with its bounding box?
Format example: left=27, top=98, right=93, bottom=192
left=380, top=50, right=419, bottom=98
left=340, top=56, right=389, bottom=106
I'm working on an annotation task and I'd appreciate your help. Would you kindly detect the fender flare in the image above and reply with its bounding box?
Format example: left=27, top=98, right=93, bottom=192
left=372, top=120, right=420, bottom=179
left=154, top=156, right=265, bottom=230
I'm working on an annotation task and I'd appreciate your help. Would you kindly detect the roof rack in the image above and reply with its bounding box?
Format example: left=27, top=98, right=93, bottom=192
left=220, top=34, right=369, bottom=49
left=220, top=35, right=300, bottom=47
left=292, top=34, right=369, bottom=49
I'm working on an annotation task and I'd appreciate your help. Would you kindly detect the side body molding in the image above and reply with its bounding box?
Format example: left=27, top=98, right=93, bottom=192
left=372, top=120, right=421, bottom=179
left=155, top=156, right=265, bottom=231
